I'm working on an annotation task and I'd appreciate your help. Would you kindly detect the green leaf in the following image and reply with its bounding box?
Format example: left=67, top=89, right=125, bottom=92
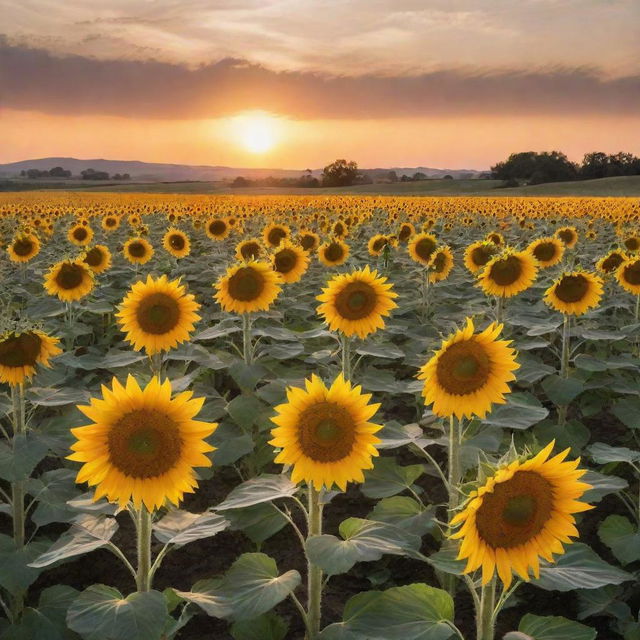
left=210, top=422, right=253, bottom=466
left=27, top=468, right=79, bottom=526
left=517, top=613, right=596, bottom=640
left=224, top=503, right=288, bottom=543
left=306, top=518, right=422, bottom=576
left=0, top=433, right=50, bottom=482
left=29, top=515, right=118, bottom=568
left=67, top=586, right=167, bottom=640
left=216, top=474, right=298, bottom=510
left=588, top=442, right=640, bottom=465
left=541, top=375, right=584, bottom=406
left=426, top=549, right=466, bottom=575
left=612, top=397, right=640, bottom=430
left=231, top=612, right=288, bottom=640
left=338, top=583, right=455, bottom=640
left=482, top=392, right=548, bottom=430
left=361, top=457, right=425, bottom=499
left=153, top=510, right=228, bottom=546
left=355, top=343, right=405, bottom=359
left=534, top=543, right=633, bottom=591
left=0, top=534, right=49, bottom=593
left=226, top=394, right=266, bottom=430
left=582, top=471, right=628, bottom=502
left=28, top=387, right=91, bottom=407
left=598, top=515, right=640, bottom=565
left=368, top=497, right=435, bottom=536
left=534, top=419, right=590, bottom=454
left=172, top=579, right=231, bottom=619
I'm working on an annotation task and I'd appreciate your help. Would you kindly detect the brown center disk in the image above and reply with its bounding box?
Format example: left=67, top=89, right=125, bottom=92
left=267, top=228, right=286, bottom=246
left=240, top=242, right=261, bottom=260
left=127, top=242, right=147, bottom=258
left=55, top=263, right=85, bottom=290
left=436, top=340, right=491, bottom=395
left=13, top=239, right=34, bottom=257
left=372, top=238, right=386, bottom=253
left=554, top=274, right=589, bottom=303
left=601, top=253, right=624, bottom=273
left=533, top=242, right=557, bottom=263
left=431, top=251, right=447, bottom=273
left=415, top=238, right=436, bottom=261
left=73, top=227, right=88, bottom=242
left=209, top=220, right=226, bottom=236
left=105, top=217, right=116, bottom=227
left=274, top=249, right=297, bottom=274
left=399, top=225, right=412, bottom=242
left=475, top=470, right=553, bottom=549
left=324, top=242, right=344, bottom=263
left=471, top=246, right=495, bottom=267
left=0, top=332, right=42, bottom=367
left=108, top=409, right=182, bottom=478
left=297, top=401, right=356, bottom=462
left=334, top=223, right=345, bottom=236
left=558, top=229, right=575, bottom=244
left=228, top=267, right=265, bottom=301
left=625, top=238, right=639, bottom=251
left=135, top=293, right=181, bottom=334
left=300, top=235, right=316, bottom=251
left=334, top=281, right=377, bottom=320
left=623, top=261, right=640, bottom=285
left=169, top=234, right=186, bottom=251
left=489, top=234, right=502, bottom=245
left=489, top=256, right=522, bottom=286
left=85, top=248, right=104, bottom=267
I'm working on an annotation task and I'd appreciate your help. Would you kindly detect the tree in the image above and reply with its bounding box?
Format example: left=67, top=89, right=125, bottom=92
left=412, top=172, right=427, bottom=181
left=231, top=176, right=250, bottom=187
left=81, top=168, right=110, bottom=180
left=321, top=159, right=359, bottom=187
left=49, top=166, right=71, bottom=178
left=443, top=175, right=454, bottom=180
left=491, top=151, right=577, bottom=184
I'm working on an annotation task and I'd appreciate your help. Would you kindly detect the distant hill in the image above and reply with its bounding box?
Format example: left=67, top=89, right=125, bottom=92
left=0, top=157, right=484, bottom=182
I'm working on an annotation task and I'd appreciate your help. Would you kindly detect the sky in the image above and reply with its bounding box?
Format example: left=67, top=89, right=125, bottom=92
left=1, top=0, right=639, bottom=170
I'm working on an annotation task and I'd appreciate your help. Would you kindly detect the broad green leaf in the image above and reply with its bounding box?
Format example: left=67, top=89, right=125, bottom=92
left=224, top=503, right=288, bottom=543
left=368, top=497, right=435, bottom=536
left=67, top=586, right=167, bottom=640
left=426, top=549, right=466, bottom=575
left=28, top=387, right=91, bottom=407
left=0, top=433, right=50, bottom=482
left=172, top=578, right=231, bottom=619
left=355, top=343, right=404, bottom=359
left=516, top=613, right=596, bottom=640
left=27, top=468, right=79, bottom=526
left=582, top=471, right=628, bottom=502
left=361, top=457, right=425, bottom=499
left=612, top=397, right=640, bottom=430
left=0, top=534, right=49, bottom=593
left=483, top=392, right=548, bottom=430
left=588, top=443, right=640, bottom=465
left=598, top=515, right=640, bottom=565
left=231, top=612, right=288, bottom=640
left=576, top=585, right=631, bottom=621
left=226, top=394, right=266, bottom=430
left=210, top=422, right=253, bottom=466
left=541, top=375, right=584, bottom=406
left=153, top=510, right=228, bottom=546
left=534, top=543, right=633, bottom=591
left=216, top=474, right=298, bottom=511
left=534, top=419, right=590, bottom=454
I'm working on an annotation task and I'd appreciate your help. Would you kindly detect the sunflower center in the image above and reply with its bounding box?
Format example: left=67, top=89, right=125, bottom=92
left=105, top=217, right=116, bottom=227
left=601, top=253, right=623, bottom=273
left=135, top=293, right=181, bottom=334
left=554, top=274, right=588, bottom=303
left=533, top=242, right=557, bottom=263
left=268, top=228, right=286, bottom=246
left=372, top=237, right=386, bottom=252
left=399, top=225, right=412, bottom=241
left=13, top=239, right=34, bottom=256
left=274, top=249, right=297, bottom=273
left=431, top=251, right=447, bottom=273
left=128, top=242, right=147, bottom=258
left=415, top=238, right=436, bottom=261
left=489, top=256, right=522, bottom=286
left=228, top=267, right=265, bottom=301
left=488, top=234, right=502, bottom=245
left=623, top=261, right=640, bottom=285
left=558, top=229, right=574, bottom=244
left=475, top=470, right=553, bottom=549
left=0, top=332, right=42, bottom=367
left=73, top=227, right=88, bottom=241
left=436, top=340, right=491, bottom=395
left=324, top=242, right=344, bottom=262
left=301, top=235, right=316, bottom=250
left=108, top=409, right=182, bottom=478
left=335, top=282, right=377, bottom=320
left=624, top=238, right=639, bottom=251
left=169, top=234, right=185, bottom=250
left=471, top=246, right=494, bottom=267
left=85, top=248, right=103, bottom=267
left=209, top=220, right=226, bottom=236
left=298, top=401, right=356, bottom=462
left=241, top=242, right=260, bottom=259
left=55, top=263, right=85, bottom=290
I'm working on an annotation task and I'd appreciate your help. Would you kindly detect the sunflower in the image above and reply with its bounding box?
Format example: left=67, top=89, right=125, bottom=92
left=408, top=233, right=438, bottom=265
left=8, top=233, right=40, bottom=263
left=479, top=250, right=538, bottom=298
left=318, top=239, right=350, bottom=267
left=463, top=241, right=498, bottom=274
left=596, top=249, right=627, bottom=275
left=417, top=318, right=519, bottom=420
left=486, top=232, right=504, bottom=246
left=555, top=226, right=578, bottom=248
left=269, top=374, right=382, bottom=491
left=44, top=259, right=95, bottom=302
left=0, top=330, right=62, bottom=385
left=616, top=256, right=640, bottom=295
left=123, top=237, right=154, bottom=265
left=102, top=214, right=121, bottom=231
left=317, top=266, right=398, bottom=338
left=526, top=237, right=564, bottom=268
left=68, top=375, right=216, bottom=511
left=623, top=235, right=640, bottom=252
left=205, top=217, right=230, bottom=241
left=83, top=245, right=112, bottom=274
left=163, top=228, right=191, bottom=258
left=451, top=441, right=592, bottom=588
left=298, top=230, right=320, bottom=252
left=428, top=245, right=454, bottom=283
left=235, top=238, right=263, bottom=261
left=367, top=234, right=389, bottom=257
left=263, top=223, right=290, bottom=248
left=544, top=271, right=603, bottom=316
left=68, top=223, right=94, bottom=247
left=214, top=260, right=282, bottom=314
left=398, top=222, right=415, bottom=243
left=271, top=240, right=310, bottom=283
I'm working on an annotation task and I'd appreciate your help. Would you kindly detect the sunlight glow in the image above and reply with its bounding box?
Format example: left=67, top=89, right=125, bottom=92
left=229, top=111, right=283, bottom=154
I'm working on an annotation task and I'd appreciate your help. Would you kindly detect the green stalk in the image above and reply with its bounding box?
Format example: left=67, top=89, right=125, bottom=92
left=495, top=296, right=505, bottom=325
left=442, top=415, right=462, bottom=595
left=476, top=578, right=496, bottom=640
left=340, top=333, right=352, bottom=381
left=560, top=314, right=570, bottom=379
left=11, top=384, right=26, bottom=549
left=306, top=487, right=323, bottom=639
left=242, top=313, right=253, bottom=365
left=135, top=506, right=153, bottom=592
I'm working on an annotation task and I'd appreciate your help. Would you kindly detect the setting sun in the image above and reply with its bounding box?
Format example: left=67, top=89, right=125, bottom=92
left=229, top=111, right=283, bottom=154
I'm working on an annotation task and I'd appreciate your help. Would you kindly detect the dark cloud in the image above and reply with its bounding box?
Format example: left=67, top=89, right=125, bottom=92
left=1, top=38, right=638, bottom=120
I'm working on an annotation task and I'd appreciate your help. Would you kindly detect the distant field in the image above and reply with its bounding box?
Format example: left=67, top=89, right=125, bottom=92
left=3, top=175, right=640, bottom=197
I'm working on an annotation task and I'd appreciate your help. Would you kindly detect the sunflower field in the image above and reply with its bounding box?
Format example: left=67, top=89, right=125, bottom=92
left=0, top=191, right=639, bottom=640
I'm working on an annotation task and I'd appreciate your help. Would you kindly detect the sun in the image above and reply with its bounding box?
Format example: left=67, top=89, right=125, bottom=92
left=231, top=111, right=281, bottom=154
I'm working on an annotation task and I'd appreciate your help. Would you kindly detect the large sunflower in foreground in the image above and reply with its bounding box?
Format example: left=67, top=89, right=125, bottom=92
left=317, top=266, right=398, bottom=338
left=123, top=237, right=154, bottom=265
left=451, top=441, right=592, bottom=588
left=163, top=228, right=191, bottom=258
left=8, top=233, right=41, bottom=263
left=417, top=318, right=519, bottom=419
left=214, top=260, right=282, bottom=313
left=408, top=233, right=438, bottom=265
left=596, top=249, right=627, bottom=275
left=526, top=237, right=564, bottom=268
left=544, top=271, right=603, bottom=316
left=269, top=374, right=382, bottom=491
left=44, top=259, right=95, bottom=302
left=0, top=330, right=62, bottom=385
left=318, top=239, right=350, bottom=267
left=463, top=241, right=498, bottom=274
left=68, top=375, right=216, bottom=511
left=271, top=240, right=310, bottom=283
left=83, top=245, right=112, bottom=274
left=428, top=245, right=454, bottom=283
left=117, top=275, right=200, bottom=355
left=478, top=250, right=538, bottom=298
left=616, top=256, right=640, bottom=295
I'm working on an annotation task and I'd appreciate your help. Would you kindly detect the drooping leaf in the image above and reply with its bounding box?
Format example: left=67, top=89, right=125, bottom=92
left=153, top=510, right=228, bottom=546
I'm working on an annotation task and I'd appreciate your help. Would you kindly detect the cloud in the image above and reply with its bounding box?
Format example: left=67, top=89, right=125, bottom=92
left=1, top=38, right=638, bottom=121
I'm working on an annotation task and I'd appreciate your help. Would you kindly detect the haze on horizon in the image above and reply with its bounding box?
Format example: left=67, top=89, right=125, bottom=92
left=1, top=0, right=639, bottom=170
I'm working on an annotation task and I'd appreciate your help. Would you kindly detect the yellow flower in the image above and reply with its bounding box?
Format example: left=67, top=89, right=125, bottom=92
left=68, top=224, right=93, bottom=247
left=544, top=271, right=603, bottom=316
left=0, top=330, right=62, bottom=385
left=408, top=233, right=438, bottom=265
left=123, top=237, right=154, bottom=265
left=163, top=228, right=191, bottom=258
left=463, top=241, right=498, bottom=274
left=263, top=223, right=290, bottom=248
left=206, top=217, right=230, bottom=241
left=478, top=250, right=538, bottom=298
left=318, top=239, right=350, bottom=267
left=555, top=226, right=578, bottom=248
left=271, top=240, right=310, bottom=283
left=83, top=245, right=112, bottom=274
left=526, top=237, right=564, bottom=268
left=214, top=260, right=282, bottom=314
left=616, top=256, right=640, bottom=295
left=7, top=233, right=40, bottom=263
left=235, top=238, right=264, bottom=261
left=428, top=245, right=454, bottom=283
left=44, top=259, right=95, bottom=302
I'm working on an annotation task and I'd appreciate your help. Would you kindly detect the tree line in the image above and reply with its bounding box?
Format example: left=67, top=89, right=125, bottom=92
left=19, top=167, right=130, bottom=180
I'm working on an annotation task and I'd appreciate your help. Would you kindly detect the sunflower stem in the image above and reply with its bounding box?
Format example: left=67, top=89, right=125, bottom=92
left=11, top=384, right=26, bottom=550
left=65, top=302, right=75, bottom=352
left=306, top=487, right=323, bottom=639
left=560, top=314, right=570, bottom=379
left=477, top=578, right=496, bottom=640
left=442, top=415, right=462, bottom=595
left=242, top=313, right=253, bottom=365
left=149, top=352, right=164, bottom=379
left=340, top=333, right=352, bottom=381
left=495, top=295, right=505, bottom=325
left=135, top=505, right=153, bottom=592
